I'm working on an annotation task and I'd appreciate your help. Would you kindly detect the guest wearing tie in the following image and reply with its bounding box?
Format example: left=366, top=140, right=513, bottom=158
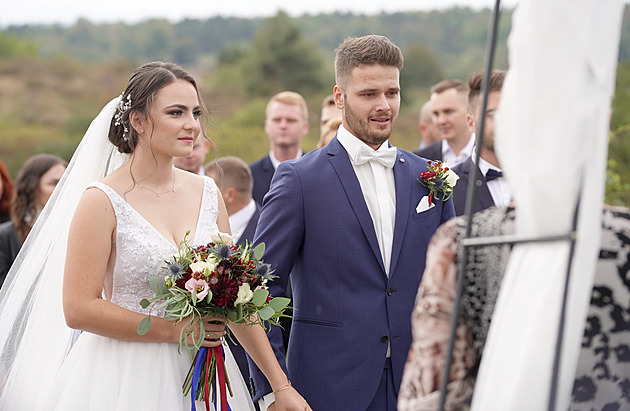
left=205, top=155, right=260, bottom=394
left=452, top=69, right=512, bottom=216
left=249, top=91, right=309, bottom=206
left=415, top=79, right=475, bottom=167
left=248, top=34, right=454, bottom=411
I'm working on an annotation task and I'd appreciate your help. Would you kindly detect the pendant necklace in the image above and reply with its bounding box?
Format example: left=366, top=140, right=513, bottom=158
left=138, top=173, right=176, bottom=197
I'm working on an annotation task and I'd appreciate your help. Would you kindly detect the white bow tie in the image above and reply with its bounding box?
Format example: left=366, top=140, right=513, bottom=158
left=353, top=145, right=398, bottom=168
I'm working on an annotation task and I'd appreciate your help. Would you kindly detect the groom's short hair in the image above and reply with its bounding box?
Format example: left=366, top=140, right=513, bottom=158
left=334, top=35, right=404, bottom=89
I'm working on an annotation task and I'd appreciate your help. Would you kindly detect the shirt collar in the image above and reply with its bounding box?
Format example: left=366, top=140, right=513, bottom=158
left=336, top=124, right=393, bottom=162
left=269, top=149, right=303, bottom=169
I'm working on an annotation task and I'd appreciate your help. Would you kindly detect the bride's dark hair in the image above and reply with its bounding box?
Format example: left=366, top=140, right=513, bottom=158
left=109, top=61, right=209, bottom=154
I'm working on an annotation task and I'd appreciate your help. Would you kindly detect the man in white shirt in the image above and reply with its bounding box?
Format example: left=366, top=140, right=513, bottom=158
left=416, top=79, right=475, bottom=167
left=248, top=34, right=454, bottom=411
left=249, top=91, right=308, bottom=205
left=452, top=69, right=512, bottom=215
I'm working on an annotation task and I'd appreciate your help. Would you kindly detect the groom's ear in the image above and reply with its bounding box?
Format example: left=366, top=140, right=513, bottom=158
left=333, top=85, right=344, bottom=110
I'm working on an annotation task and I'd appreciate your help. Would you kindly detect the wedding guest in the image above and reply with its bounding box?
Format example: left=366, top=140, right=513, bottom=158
left=0, top=160, right=14, bottom=224
left=316, top=117, right=342, bottom=148
left=0, top=154, right=67, bottom=287
left=173, top=137, right=210, bottom=175
left=249, top=91, right=309, bottom=206
left=413, top=100, right=440, bottom=153
left=416, top=79, right=475, bottom=167
left=248, top=34, right=454, bottom=410
left=398, top=204, right=630, bottom=410
left=0, top=61, right=310, bottom=411
left=205, top=155, right=261, bottom=386
left=452, top=70, right=512, bottom=215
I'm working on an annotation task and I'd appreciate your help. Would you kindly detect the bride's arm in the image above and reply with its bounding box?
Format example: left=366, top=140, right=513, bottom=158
left=215, top=192, right=310, bottom=411
left=229, top=322, right=310, bottom=411
left=62, top=188, right=224, bottom=346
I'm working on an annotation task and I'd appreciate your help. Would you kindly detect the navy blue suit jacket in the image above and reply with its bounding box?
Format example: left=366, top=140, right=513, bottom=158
left=452, top=157, right=496, bottom=216
left=249, top=155, right=274, bottom=206
left=248, top=137, right=455, bottom=410
left=413, top=140, right=442, bottom=161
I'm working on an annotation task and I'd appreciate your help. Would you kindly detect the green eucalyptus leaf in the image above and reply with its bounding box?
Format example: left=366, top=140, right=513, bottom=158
left=268, top=297, right=291, bottom=312
left=251, top=289, right=269, bottom=307
left=137, top=316, right=151, bottom=335
left=258, top=305, right=276, bottom=321
left=253, top=242, right=266, bottom=260
left=139, top=298, right=151, bottom=309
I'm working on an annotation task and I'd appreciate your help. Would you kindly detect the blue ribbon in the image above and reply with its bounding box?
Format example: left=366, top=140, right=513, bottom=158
left=190, top=347, right=208, bottom=411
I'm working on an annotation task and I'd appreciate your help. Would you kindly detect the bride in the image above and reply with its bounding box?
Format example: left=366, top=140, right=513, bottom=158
left=0, top=62, right=310, bottom=411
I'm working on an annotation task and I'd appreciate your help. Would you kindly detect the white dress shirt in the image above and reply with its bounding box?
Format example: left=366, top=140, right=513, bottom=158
left=477, top=157, right=512, bottom=207
left=269, top=149, right=303, bottom=170
left=336, top=125, right=396, bottom=276
left=442, top=133, right=475, bottom=167
left=228, top=199, right=257, bottom=244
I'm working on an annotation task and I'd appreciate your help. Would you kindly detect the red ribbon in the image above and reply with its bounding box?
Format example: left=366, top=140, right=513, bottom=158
left=204, top=350, right=211, bottom=411
left=213, top=346, right=228, bottom=411
left=428, top=192, right=434, bottom=205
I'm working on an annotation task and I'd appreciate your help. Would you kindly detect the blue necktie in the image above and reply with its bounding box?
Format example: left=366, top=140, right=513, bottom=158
left=485, top=169, right=503, bottom=182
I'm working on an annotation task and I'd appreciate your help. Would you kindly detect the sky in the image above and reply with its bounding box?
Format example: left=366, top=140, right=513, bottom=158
left=1, top=0, right=519, bottom=27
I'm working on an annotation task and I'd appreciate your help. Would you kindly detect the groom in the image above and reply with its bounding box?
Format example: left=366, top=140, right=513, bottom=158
left=248, top=35, right=455, bottom=410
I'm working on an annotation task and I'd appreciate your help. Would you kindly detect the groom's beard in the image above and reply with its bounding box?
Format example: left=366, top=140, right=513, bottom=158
left=343, top=96, right=396, bottom=147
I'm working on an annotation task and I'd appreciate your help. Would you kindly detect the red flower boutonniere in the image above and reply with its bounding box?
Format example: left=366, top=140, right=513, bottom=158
left=418, top=160, right=459, bottom=205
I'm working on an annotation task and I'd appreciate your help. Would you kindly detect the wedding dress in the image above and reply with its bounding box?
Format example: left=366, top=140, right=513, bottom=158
left=43, top=178, right=255, bottom=410
left=0, top=98, right=254, bottom=410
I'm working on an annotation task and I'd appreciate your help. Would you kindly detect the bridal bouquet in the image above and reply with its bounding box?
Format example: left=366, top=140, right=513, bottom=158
left=137, top=231, right=290, bottom=411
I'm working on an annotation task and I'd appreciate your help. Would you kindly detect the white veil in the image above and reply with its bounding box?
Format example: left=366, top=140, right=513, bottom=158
left=0, top=97, right=128, bottom=409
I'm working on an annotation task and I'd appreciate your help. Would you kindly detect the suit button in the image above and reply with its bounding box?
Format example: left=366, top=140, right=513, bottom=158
left=386, top=288, right=395, bottom=296
left=380, top=335, right=389, bottom=343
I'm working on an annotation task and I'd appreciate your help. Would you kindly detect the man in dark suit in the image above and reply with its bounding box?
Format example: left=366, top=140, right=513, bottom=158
left=249, top=91, right=309, bottom=206
left=452, top=70, right=512, bottom=216
left=249, top=35, right=455, bottom=411
left=415, top=79, right=475, bottom=167
left=205, top=156, right=260, bottom=392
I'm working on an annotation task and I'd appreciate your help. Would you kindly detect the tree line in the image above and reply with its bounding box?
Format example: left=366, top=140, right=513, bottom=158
left=1, top=7, right=629, bottom=204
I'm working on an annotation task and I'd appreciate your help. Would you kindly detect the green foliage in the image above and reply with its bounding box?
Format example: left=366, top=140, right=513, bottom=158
left=0, top=33, right=37, bottom=57
left=401, top=44, right=444, bottom=90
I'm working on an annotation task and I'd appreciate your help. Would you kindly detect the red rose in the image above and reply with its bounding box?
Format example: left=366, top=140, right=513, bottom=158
left=420, top=170, right=437, bottom=180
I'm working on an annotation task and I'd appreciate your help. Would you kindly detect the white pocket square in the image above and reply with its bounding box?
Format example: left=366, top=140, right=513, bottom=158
left=416, top=195, right=436, bottom=214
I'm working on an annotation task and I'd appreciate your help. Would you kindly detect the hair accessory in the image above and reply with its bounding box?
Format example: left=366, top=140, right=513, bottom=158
left=114, top=93, right=132, bottom=141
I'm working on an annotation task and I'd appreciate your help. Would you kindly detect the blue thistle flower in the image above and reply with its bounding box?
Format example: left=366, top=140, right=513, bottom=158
left=256, top=264, right=269, bottom=275
left=218, top=244, right=231, bottom=258
left=433, top=178, right=444, bottom=189
left=168, top=263, right=182, bottom=278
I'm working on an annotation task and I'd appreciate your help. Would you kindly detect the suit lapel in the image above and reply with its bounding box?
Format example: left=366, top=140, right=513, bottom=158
left=389, top=150, right=411, bottom=275
left=326, top=139, right=385, bottom=272
left=462, top=160, right=496, bottom=211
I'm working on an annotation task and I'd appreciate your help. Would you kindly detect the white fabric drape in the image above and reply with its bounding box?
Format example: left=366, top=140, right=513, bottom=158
left=471, top=1, right=624, bottom=410
left=0, top=98, right=128, bottom=408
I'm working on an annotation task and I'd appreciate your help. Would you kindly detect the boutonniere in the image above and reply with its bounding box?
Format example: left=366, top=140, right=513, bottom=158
left=418, top=160, right=459, bottom=205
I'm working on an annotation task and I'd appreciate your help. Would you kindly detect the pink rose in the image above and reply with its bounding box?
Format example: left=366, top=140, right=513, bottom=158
left=185, top=278, right=210, bottom=301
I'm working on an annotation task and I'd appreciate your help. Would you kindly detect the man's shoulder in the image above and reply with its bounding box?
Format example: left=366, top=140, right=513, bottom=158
left=415, top=140, right=442, bottom=161
left=249, top=155, right=271, bottom=173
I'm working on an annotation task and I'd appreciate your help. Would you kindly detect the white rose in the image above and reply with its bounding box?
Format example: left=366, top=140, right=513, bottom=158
left=234, top=283, right=254, bottom=306
left=211, top=232, right=234, bottom=246
left=189, top=260, right=217, bottom=276
left=444, top=167, right=459, bottom=187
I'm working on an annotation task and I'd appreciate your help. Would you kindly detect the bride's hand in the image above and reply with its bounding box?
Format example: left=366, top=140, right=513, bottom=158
left=269, top=386, right=312, bottom=411
left=175, top=315, right=226, bottom=348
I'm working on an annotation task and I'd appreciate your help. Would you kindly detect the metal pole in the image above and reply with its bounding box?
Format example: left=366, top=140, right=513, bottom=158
left=438, top=1, right=501, bottom=409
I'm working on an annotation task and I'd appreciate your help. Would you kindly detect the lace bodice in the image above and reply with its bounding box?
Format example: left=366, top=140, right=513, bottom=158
left=90, top=178, right=219, bottom=315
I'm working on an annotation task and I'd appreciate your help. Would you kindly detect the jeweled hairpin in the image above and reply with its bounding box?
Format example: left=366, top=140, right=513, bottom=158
left=114, top=93, right=132, bottom=141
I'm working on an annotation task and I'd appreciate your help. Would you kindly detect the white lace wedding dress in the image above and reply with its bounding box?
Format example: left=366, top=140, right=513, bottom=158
left=46, top=177, right=255, bottom=411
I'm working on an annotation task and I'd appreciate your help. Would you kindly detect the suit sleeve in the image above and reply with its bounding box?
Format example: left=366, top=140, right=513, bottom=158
left=247, top=161, right=305, bottom=401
